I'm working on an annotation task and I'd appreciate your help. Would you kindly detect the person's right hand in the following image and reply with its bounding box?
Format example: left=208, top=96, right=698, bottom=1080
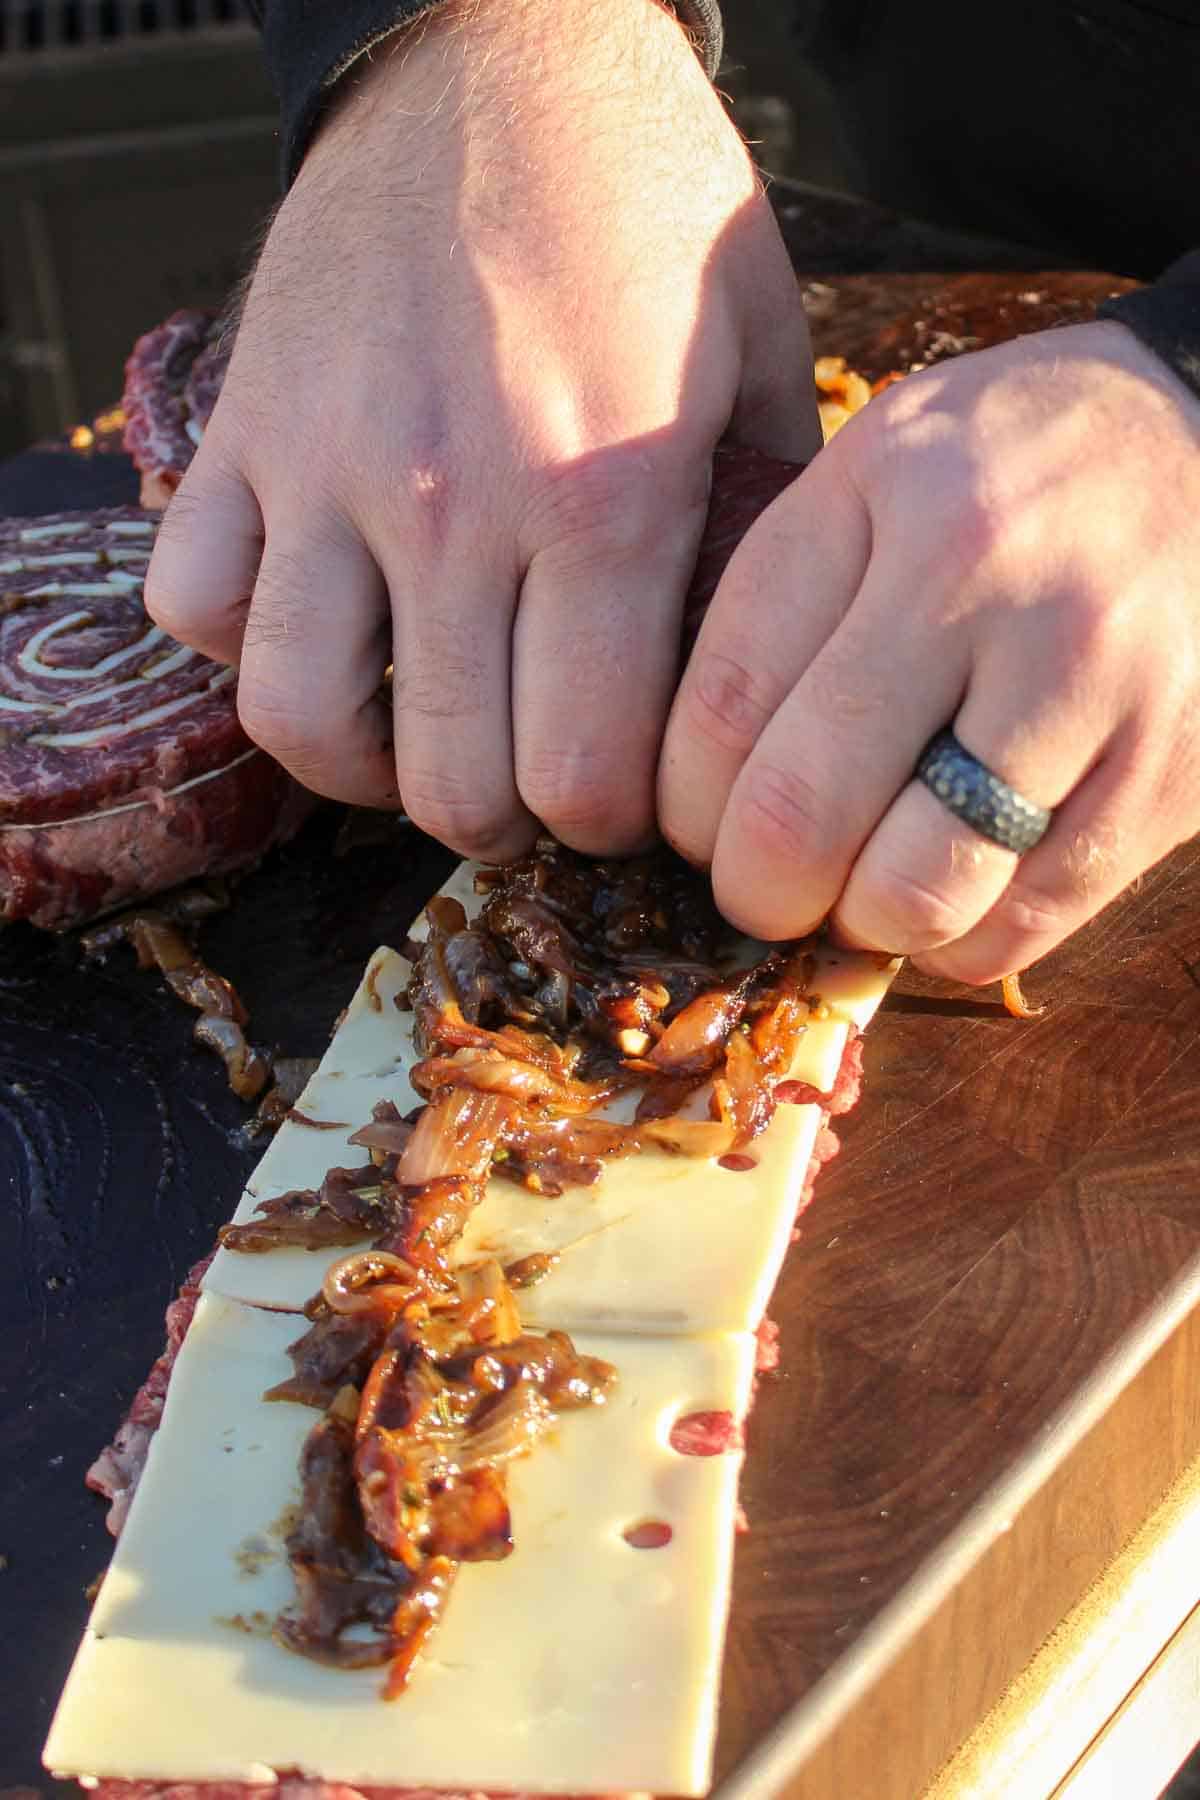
left=145, top=0, right=819, bottom=858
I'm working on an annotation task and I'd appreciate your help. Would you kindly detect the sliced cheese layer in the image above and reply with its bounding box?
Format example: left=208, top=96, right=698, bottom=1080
left=203, top=870, right=897, bottom=1327
left=46, top=1293, right=756, bottom=1796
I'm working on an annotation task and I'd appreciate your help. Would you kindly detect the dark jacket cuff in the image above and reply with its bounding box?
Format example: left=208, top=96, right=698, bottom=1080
left=1097, top=251, right=1200, bottom=405
left=250, top=0, right=724, bottom=188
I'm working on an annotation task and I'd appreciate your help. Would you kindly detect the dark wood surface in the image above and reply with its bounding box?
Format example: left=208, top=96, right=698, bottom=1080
left=718, top=843, right=1200, bottom=1782
left=3, top=236, right=1197, bottom=1796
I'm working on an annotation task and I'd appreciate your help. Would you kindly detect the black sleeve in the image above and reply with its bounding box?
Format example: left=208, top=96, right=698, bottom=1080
left=1097, top=252, right=1200, bottom=406
left=247, top=0, right=724, bottom=188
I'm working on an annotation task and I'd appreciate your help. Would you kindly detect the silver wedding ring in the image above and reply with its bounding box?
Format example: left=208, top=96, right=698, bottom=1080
left=915, top=728, right=1053, bottom=855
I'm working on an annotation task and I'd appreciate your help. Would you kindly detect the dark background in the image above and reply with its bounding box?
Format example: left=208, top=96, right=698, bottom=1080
left=0, top=0, right=859, bottom=456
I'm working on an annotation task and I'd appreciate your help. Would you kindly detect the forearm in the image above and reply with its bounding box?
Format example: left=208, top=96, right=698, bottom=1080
left=248, top=0, right=724, bottom=184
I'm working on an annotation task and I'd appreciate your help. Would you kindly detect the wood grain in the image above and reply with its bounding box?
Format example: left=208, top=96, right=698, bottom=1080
left=924, top=1447, right=1200, bottom=1799
left=713, top=839, right=1200, bottom=1793
left=800, top=268, right=1139, bottom=382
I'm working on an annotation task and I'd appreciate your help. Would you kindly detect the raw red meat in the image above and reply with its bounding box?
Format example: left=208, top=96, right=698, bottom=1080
left=0, top=507, right=315, bottom=929
left=669, top=1411, right=743, bottom=1456
left=754, top=1317, right=781, bottom=1375
left=681, top=445, right=802, bottom=652
left=121, top=311, right=229, bottom=508
left=85, top=1254, right=214, bottom=1537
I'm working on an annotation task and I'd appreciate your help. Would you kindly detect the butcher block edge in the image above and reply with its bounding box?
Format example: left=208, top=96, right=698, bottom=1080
left=924, top=1439, right=1200, bottom=1798
left=715, top=1248, right=1200, bottom=1800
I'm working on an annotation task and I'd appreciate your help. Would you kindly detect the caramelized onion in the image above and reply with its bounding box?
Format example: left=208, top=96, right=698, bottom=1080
left=348, top=1108, right=417, bottom=1156
left=397, top=1087, right=512, bottom=1184
left=402, top=1382, right=554, bottom=1480
left=424, top=894, right=469, bottom=937
left=268, top=840, right=854, bottom=1699
left=640, top=1114, right=737, bottom=1157
left=85, top=905, right=269, bottom=1101
left=455, top=1382, right=553, bottom=1470
left=504, top=1250, right=560, bottom=1289
left=455, top=1259, right=523, bottom=1346
left=1001, top=972, right=1044, bottom=1019
left=647, top=970, right=758, bottom=1076
left=322, top=1250, right=422, bottom=1316
left=192, top=1012, right=271, bottom=1101
left=413, top=1045, right=630, bottom=1112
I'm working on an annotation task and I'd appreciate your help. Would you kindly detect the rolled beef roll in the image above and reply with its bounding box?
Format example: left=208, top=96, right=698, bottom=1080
left=121, top=310, right=230, bottom=508
left=0, top=507, right=315, bottom=930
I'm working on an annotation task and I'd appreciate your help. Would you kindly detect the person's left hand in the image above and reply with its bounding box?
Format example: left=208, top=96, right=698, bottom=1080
left=659, top=320, right=1200, bottom=982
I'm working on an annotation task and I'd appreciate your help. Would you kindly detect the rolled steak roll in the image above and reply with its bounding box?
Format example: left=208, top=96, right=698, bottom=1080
left=0, top=507, right=315, bottom=930
left=122, top=310, right=229, bottom=508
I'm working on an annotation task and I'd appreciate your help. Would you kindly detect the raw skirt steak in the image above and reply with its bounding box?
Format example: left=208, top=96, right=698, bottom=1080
left=0, top=507, right=314, bottom=930
left=684, top=446, right=800, bottom=650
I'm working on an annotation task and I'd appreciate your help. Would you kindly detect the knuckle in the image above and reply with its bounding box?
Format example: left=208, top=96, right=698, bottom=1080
left=376, top=457, right=458, bottom=554
left=919, top=941, right=1007, bottom=988
left=343, top=400, right=458, bottom=547
left=736, top=759, right=831, bottom=866
left=240, top=608, right=293, bottom=658
left=837, top=387, right=897, bottom=487
left=142, top=563, right=189, bottom=637
left=401, top=769, right=515, bottom=858
left=151, top=492, right=199, bottom=562
left=392, top=643, right=488, bottom=724
left=839, top=374, right=938, bottom=491
left=684, top=650, right=775, bottom=755
left=158, top=439, right=249, bottom=530
left=1057, top=580, right=1128, bottom=671
left=235, top=684, right=330, bottom=787
left=526, top=444, right=698, bottom=570
left=856, top=863, right=976, bottom=951
left=517, top=744, right=649, bottom=850
left=941, top=491, right=1011, bottom=588
left=991, top=876, right=1070, bottom=941
left=155, top=477, right=215, bottom=543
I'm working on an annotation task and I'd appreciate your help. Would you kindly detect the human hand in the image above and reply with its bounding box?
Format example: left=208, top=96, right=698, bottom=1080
left=144, top=0, right=819, bottom=858
left=659, top=320, right=1200, bottom=982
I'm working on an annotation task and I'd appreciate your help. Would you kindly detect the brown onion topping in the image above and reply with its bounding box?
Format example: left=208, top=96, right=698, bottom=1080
left=82, top=905, right=269, bottom=1101
left=1001, top=972, right=1045, bottom=1019
left=321, top=1250, right=423, bottom=1316
left=258, top=839, right=837, bottom=1698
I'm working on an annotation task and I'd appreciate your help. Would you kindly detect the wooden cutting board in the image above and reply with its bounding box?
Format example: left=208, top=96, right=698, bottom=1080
left=3, top=240, right=1196, bottom=1797
left=714, top=846, right=1200, bottom=1795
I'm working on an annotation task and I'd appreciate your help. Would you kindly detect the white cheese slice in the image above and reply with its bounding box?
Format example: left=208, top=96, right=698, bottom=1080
left=45, top=1293, right=755, bottom=1796
left=202, top=869, right=897, bottom=1328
